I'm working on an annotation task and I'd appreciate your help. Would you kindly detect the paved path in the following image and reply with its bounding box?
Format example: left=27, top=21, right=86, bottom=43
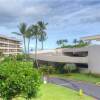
left=48, top=77, right=100, bottom=99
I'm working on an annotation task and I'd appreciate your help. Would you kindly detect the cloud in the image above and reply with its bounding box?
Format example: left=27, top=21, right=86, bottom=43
left=75, top=5, right=100, bottom=24
left=48, top=3, right=100, bottom=27
left=0, top=0, right=51, bottom=27
left=0, top=0, right=100, bottom=29
left=77, top=0, right=100, bottom=6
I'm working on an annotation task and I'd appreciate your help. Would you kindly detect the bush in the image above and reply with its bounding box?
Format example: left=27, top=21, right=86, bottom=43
left=3, top=54, right=31, bottom=62
left=16, top=54, right=31, bottom=61
left=16, top=54, right=26, bottom=61
left=3, top=55, right=16, bottom=62
left=0, top=60, right=41, bottom=100
left=64, top=64, right=77, bottom=74
left=39, top=65, right=55, bottom=75
left=0, top=51, right=3, bottom=57
left=54, top=63, right=65, bottom=74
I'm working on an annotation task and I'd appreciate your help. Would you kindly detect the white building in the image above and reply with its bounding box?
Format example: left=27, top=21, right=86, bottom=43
left=0, top=34, right=22, bottom=55
left=32, top=35, right=100, bottom=74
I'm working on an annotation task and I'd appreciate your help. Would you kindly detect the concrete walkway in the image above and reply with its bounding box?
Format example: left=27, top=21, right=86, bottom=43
left=48, top=77, right=100, bottom=99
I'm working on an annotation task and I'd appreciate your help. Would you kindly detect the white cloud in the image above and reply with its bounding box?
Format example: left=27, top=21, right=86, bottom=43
left=23, top=5, right=51, bottom=16
left=0, top=0, right=100, bottom=29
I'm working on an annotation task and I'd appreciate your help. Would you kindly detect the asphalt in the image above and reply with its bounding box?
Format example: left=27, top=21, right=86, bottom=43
left=48, top=77, right=100, bottom=99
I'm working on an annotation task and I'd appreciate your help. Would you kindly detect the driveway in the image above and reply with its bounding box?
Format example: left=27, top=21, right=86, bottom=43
left=48, top=77, right=100, bottom=99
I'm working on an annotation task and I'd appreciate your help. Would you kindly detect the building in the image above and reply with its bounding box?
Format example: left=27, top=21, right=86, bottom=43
left=31, top=35, right=100, bottom=74
left=0, top=34, right=22, bottom=55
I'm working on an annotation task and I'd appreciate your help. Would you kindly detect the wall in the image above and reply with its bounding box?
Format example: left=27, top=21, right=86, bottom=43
left=88, top=45, right=100, bottom=74
left=79, top=68, right=89, bottom=73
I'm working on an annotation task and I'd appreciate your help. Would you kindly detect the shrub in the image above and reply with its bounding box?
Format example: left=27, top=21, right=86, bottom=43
left=64, top=63, right=77, bottom=74
left=3, top=54, right=31, bottom=62
left=0, top=51, right=3, bottom=57
left=39, top=65, right=55, bottom=75
left=3, top=55, right=16, bottom=62
left=54, top=63, right=65, bottom=74
left=0, top=60, right=41, bottom=100
left=16, top=54, right=31, bottom=61
left=48, top=66, right=55, bottom=74
left=16, top=54, right=26, bottom=61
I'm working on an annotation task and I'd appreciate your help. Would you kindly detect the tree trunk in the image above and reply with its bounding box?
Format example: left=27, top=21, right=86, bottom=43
left=34, top=35, right=38, bottom=69
left=42, top=41, right=44, bottom=50
left=23, top=36, right=26, bottom=53
left=23, top=36, right=27, bottom=59
left=28, top=38, right=30, bottom=54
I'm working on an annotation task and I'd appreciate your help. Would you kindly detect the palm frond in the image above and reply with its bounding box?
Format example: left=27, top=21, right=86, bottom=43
left=18, top=23, right=27, bottom=35
left=12, top=32, right=21, bottom=36
left=37, top=21, right=47, bottom=30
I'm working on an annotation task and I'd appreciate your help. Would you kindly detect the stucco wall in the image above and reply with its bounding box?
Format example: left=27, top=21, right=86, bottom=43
left=79, top=68, right=89, bottom=73
left=88, top=45, right=100, bottom=74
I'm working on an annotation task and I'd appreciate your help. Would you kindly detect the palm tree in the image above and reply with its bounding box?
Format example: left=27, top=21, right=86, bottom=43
left=73, top=39, right=78, bottom=46
left=13, top=23, right=27, bottom=54
left=37, top=21, right=48, bottom=50
left=79, top=40, right=90, bottom=47
left=86, top=40, right=91, bottom=45
left=30, top=24, right=40, bottom=68
left=56, top=39, right=68, bottom=47
left=62, top=39, right=68, bottom=47
left=56, top=40, right=63, bottom=46
left=39, top=32, right=47, bottom=50
left=26, top=27, right=34, bottom=54
left=37, top=21, right=47, bottom=30
left=79, top=40, right=84, bottom=44
left=27, top=21, right=48, bottom=68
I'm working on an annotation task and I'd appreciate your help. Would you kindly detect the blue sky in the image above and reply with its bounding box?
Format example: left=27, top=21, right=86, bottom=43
left=0, top=0, right=100, bottom=49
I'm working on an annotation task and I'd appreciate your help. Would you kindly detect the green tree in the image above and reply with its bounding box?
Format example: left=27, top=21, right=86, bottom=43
left=26, top=27, right=34, bottom=54
left=62, top=39, right=68, bottom=46
left=78, top=40, right=90, bottom=47
left=38, top=21, right=48, bottom=50
left=79, top=40, right=84, bottom=44
left=73, top=39, right=78, bottom=47
left=56, top=40, right=63, bottom=46
left=64, top=64, right=77, bottom=74
left=13, top=23, right=27, bottom=54
left=39, top=32, right=47, bottom=50
left=56, top=39, right=68, bottom=47
left=29, top=21, right=48, bottom=68
left=30, top=24, right=40, bottom=68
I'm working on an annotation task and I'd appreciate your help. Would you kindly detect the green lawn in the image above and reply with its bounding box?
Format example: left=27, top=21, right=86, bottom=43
left=11, top=84, right=92, bottom=100
left=51, top=73, right=100, bottom=84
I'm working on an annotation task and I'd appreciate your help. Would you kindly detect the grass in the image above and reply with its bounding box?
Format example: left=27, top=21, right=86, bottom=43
left=11, top=84, right=92, bottom=100
left=51, top=73, right=100, bottom=84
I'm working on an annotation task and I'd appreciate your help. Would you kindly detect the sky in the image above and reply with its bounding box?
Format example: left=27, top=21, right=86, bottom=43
left=0, top=0, right=100, bottom=50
